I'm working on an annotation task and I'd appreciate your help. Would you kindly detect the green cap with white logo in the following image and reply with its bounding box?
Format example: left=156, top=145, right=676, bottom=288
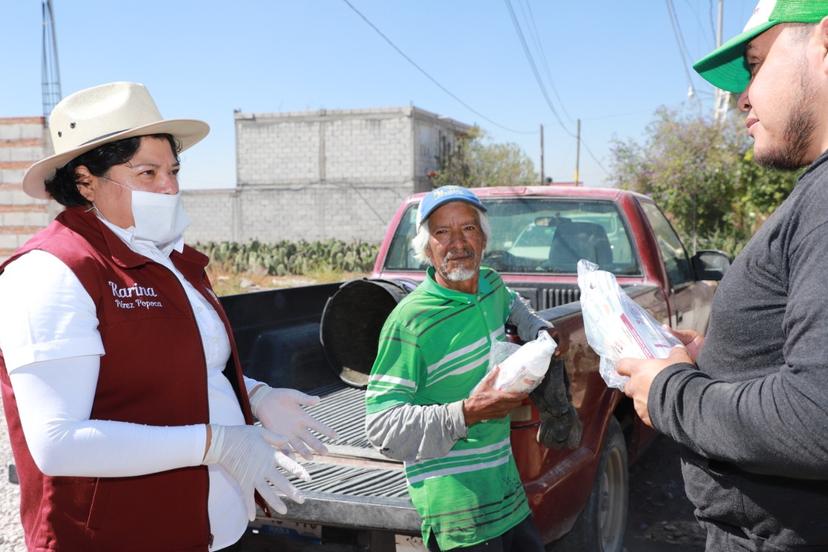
left=693, top=0, right=828, bottom=93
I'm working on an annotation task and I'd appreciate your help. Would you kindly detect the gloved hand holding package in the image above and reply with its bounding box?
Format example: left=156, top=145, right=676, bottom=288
left=479, top=331, right=558, bottom=394
left=577, top=260, right=681, bottom=390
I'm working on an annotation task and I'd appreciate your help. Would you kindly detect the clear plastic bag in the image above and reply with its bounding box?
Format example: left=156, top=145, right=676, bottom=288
left=489, top=340, right=521, bottom=372
left=475, top=332, right=558, bottom=394
left=577, top=260, right=681, bottom=390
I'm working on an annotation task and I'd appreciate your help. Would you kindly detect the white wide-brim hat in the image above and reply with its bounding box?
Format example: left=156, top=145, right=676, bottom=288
left=23, top=81, right=210, bottom=200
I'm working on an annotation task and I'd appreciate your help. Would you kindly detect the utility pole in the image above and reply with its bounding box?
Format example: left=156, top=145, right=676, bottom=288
left=539, top=124, right=545, bottom=185
left=41, top=0, right=62, bottom=120
left=574, top=118, right=581, bottom=185
left=713, top=0, right=730, bottom=123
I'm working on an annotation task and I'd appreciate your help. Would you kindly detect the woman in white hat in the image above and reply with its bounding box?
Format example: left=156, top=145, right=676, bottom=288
left=0, top=82, right=334, bottom=551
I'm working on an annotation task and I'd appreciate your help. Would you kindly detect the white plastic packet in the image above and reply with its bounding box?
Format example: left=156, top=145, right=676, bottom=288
left=577, top=260, right=681, bottom=390
left=474, top=332, right=558, bottom=394
left=489, top=340, right=522, bottom=372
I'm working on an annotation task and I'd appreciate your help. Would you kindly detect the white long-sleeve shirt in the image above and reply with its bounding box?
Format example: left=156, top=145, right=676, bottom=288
left=0, top=220, right=258, bottom=550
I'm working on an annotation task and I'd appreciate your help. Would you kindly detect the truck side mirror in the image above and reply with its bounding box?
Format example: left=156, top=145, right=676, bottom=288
left=692, top=250, right=731, bottom=281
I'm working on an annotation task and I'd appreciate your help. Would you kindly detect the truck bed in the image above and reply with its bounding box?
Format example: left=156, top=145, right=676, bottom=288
left=271, top=382, right=421, bottom=533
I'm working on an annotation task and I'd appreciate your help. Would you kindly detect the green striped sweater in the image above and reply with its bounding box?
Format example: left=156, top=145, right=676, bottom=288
left=365, top=267, right=530, bottom=550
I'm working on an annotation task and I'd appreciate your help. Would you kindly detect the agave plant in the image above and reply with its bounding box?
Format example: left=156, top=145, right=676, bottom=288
left=196, top=240, right=380, bottom=276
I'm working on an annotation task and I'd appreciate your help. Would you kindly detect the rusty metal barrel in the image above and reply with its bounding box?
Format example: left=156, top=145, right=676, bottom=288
left=319, top=278, right=417, bottom=387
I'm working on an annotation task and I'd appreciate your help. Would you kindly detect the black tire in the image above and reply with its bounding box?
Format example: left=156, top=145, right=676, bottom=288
left=547, top=417, right=628, bottom=552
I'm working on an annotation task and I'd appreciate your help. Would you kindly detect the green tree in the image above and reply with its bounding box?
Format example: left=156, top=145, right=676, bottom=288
left=432, top=126, right=538, bottom=188
left=609, top=107, right=798, bottom=256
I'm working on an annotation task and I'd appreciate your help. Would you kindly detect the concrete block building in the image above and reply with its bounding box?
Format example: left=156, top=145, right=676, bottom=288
left=0, top=106, right=471, bottom=254
left=183, top=106, right=471, bottom=243
left=0, top=118, right=59, bottom=261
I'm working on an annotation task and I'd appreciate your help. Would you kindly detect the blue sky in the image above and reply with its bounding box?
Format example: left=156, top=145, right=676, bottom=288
left=1, top=0, right=756, bottom=190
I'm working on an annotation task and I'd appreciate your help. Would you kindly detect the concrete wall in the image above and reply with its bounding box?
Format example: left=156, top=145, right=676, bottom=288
left=182, top=181, right=410, bottom=244
left=235, top=107, right=419, bottom=187
left=187, top=106, right=471, bottom=244
left=412, top=114, right=464, bottom=192
left=0, top=107, right=471, bottom=249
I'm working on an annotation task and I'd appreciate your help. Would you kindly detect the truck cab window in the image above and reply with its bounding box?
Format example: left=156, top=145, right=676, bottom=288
left=640, top=201, right=693, bottom=287
left=383, top=198, right=640, bottom=276
left=385, top=206, right=425, bottom=269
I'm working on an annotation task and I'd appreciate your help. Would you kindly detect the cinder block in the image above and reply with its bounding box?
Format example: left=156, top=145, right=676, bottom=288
left=0, top=234, right=19, bottom=248
left=0, top=147, right=45, bottom=163
left=0, top=169, right=26, bottom=184
left=0, top=124, right=44, bottom=141
left=0, top=212, right=25, bottom=226
left=24, top=210, right=51, bottom=226
left=15, top=233, right=35, bottom=247
left=10, top=190, right=37, bottom=205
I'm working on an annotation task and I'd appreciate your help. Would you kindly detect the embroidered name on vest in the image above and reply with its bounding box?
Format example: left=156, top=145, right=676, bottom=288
left=108, top=280, right=164, bottom=310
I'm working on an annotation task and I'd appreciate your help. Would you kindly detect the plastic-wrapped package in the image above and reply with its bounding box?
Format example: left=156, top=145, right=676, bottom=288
left=577, top=260, right=681, bottom=390
left=477, top=332, right=558, bottom=394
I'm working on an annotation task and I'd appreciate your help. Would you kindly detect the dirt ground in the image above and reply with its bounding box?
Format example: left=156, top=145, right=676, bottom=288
left=229, top=435, right=707, bottom=552
left=623, top=436, right=706, bottom=551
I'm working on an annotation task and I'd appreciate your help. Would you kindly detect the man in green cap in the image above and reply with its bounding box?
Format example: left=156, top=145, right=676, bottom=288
left=617, top=1, right=828, bottom=550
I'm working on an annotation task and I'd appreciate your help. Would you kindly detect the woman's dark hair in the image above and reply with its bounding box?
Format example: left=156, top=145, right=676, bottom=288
left=44, top=133, right=180, bottom=207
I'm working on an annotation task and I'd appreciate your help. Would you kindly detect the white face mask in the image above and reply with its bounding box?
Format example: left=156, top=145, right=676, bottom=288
left=130, top=189, right=191, bottom=245
left=99, top=176, right=190, bottom=246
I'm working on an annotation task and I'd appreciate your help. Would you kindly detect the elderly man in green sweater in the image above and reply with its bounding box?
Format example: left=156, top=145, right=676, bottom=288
left=365, top=185, right=554, bottom=551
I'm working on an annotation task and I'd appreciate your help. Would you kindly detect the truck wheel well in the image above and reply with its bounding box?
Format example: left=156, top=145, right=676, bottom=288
left=613, top=396, right=636, bottom=444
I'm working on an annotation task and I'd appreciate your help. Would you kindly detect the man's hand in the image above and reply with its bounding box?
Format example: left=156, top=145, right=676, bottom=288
left=249, top=386, right=338, bottom=460
left=463, top=367, right=528, bottom=426
left=615, top=346, right=692, bottom=427
left=667, top=327, right=705, bottom=361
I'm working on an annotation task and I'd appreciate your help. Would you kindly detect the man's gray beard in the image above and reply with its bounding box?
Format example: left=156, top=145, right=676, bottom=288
left=755, top=64, right=817, bottom=170
left=443, top=266, right=477, bottom=282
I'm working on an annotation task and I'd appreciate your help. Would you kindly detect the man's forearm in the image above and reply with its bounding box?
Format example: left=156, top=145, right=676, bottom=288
left=508, top=294, right=552, bottom=342
left=365, top=401, right=467, bottom=462
left=650, top=363, right=828, bottom=479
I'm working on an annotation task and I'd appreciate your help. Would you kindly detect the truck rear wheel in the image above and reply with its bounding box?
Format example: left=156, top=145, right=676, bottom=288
left=548, top=417, right=628, bottom=552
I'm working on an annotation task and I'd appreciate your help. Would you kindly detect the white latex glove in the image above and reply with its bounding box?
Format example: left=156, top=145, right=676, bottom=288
left=249, top=386, right=338, bottom=459
left=202, top=424, right=310, bottom=520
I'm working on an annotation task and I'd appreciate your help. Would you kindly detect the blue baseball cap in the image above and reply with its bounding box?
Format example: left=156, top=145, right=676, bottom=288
left=416, top=185, right=487, bottom=227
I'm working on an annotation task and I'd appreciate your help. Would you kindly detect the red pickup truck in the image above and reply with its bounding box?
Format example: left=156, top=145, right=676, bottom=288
left=225, top=185, right=728, bottom=551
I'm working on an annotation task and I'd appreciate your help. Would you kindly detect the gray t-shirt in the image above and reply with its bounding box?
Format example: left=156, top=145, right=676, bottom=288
left=650, top=152, right=828, bottom=548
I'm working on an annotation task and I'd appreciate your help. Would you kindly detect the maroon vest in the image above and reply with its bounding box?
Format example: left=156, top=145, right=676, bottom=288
left=0, top=207, right=254, bottom=551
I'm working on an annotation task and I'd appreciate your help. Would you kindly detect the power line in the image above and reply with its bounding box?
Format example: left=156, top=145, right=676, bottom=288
left=503, top=0, right=608, bottom=177
left=345, top=182, right=390, bottom=225
left=667, top=1, right=694, bottom=70
left=680, top=0, right=716, bottom=45
left=517, top=0, right=574, bottom=124
left=582, top=140, right=609, bottom=176
left=666, top=0, right=696, bottom=97
left=340, top=0, right=535, bottom=135
left=503, top=0, right=572, bottom=136
left=708, top=0, right=718, bottom=49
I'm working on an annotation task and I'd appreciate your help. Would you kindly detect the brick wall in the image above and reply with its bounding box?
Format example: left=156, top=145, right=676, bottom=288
left=0, top=118, right=59, bottom=260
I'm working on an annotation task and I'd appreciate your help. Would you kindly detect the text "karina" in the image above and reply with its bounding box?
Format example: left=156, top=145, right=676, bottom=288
left=108, top=280, right=159, bottom=298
